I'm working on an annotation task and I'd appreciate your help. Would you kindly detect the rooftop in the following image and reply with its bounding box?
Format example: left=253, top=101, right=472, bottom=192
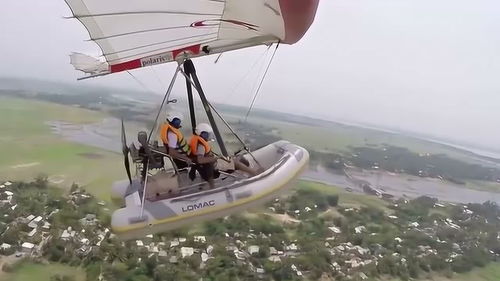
left=22, top=242, right=35, bottom=249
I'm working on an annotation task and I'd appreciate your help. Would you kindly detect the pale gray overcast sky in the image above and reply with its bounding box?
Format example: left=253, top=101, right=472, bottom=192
left=1, top=0, right=499, bottom=152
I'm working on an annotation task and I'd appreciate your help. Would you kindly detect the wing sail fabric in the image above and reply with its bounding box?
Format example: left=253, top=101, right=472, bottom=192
left=65, top=0, right=319, bottom=76
left=69, top=52, right=109, bottom=74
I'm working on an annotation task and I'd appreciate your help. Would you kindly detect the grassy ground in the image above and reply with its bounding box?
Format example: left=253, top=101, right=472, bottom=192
left=384, top=263, right=500, bottom=281
left=443, top=263, right=500, bottom=281
left=0, top=262, right=85, bottom=281
left=465, top=180, right=500, bottom=193
left=237, top=114, right=496, bottom=166
left=296, top=180, right=500, bottom=281
left=0, top=97, right=124, bottom=201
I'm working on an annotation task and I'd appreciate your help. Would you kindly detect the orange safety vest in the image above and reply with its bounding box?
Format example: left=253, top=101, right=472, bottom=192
left=159, top=123, right=190, bottom=155
left=189, top=135, right=212, bottom=157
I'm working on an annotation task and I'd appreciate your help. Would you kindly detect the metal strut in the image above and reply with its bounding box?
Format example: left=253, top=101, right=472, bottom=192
left=184, top=65, right=197, bottom=134
left=147, top=65, right=181, bottom=142
left=180, top=64, right=264, bottom=169
left=183, top=59, right=229, bottom=157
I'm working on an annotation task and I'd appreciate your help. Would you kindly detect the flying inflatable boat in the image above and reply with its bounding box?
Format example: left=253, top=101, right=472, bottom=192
left=64, top=0, right=319, bottom=240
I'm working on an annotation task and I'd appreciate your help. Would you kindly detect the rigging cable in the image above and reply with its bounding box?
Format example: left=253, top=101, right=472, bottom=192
left=151, top=66, right=166, bottom=89
left=223, top=45, right=272, bottom=102
left=179, top=68, right=263, bottom=168
left=207, top=102, right=264, bottom=169
left=126, top=70, right=156, bottom=95
left=126, top=67, right=181, bottom=142
left=244, top=42, right=280, bottom=121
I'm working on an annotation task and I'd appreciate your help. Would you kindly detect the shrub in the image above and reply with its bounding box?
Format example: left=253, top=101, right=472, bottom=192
left=326, top=195, right=339, bottom=207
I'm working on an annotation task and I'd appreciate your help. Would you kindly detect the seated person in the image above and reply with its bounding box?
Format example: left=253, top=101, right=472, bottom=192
left=159, top=112, right=192, bottom=169
left=189, top=123, right=259, bottom=189
left=136, top=131, right=164, bottom=180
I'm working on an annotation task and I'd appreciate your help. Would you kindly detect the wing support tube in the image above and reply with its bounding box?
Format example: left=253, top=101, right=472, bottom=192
left=182, top=59, right=229, bottom=157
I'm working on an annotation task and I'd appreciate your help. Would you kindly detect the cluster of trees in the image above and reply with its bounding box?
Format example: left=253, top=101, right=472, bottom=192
left=4, top=177, right=500, bottom=281
left=308, top=144, right=500, bottom=184
left=278, top=191, right=500, bottom=281
left=271, top=188, right=339, bottom=216
left=347, top=145, right=500, bottom=182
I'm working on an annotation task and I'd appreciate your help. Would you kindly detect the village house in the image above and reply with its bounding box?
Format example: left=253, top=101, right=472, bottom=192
left=28, top=216, right=43, bottom=229
left=268, top=255, right=281, bottom=262
left=354, top=226, right=366, bottom=234
left=201, top=252, right=209, bottom=262
left=234, top=249, right=247, bottom=261
left=170, top=239, right=180, bottom=247
left=1, top=243, right=12, bottom=251
left=80, top=214, right=98, bottom=226
left=194, top=236, right=206, bottom=243
left=248, top=245, right=260, bottom=255
left=21, top=242, right=35, bottom=253
left=181, top=247, right=194, bottom=258
left=206, top=245, right=214, bottom=255
left=328, top=226, right=341, bottom=234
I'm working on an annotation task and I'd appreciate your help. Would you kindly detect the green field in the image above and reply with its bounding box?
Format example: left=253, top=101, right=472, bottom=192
left=443, top=263, right=500, bottom=281
left=0, top=97, right=124, bottom=201
left=296, top=180, right=391, bottom=212
left=385, top=262, right=500, bottom=281
left=236, top=113, right=496, bottom=167
left=0, top=262, right=85, bottom=281
left=465, top=180, right=500, bottom=193
left=300, top=181, right=500, bottom=281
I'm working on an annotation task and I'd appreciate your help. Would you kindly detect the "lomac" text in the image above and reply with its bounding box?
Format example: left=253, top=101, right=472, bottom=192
left=181, top=200, right=215, bottom=212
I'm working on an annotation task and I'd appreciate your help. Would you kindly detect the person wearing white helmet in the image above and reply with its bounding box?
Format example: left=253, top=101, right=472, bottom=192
left=189, top=123, right=217, bottom=188
left=189, top=123, right=258, bottom=188
left=159, top=112, right=192, bottom=168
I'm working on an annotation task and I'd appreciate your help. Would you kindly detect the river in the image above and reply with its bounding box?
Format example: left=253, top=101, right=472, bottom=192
left=47, top=118, right=500, bottom=204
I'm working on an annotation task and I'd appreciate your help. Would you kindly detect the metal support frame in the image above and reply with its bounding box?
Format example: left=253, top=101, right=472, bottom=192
left=147, top=65, right=181, bottom=142
left=139, top=160, right=150, bottom=218
left=135, top=58, right=260, bottom=218
left=185, top=70, right=197, bottom=134
left=180, top=65, right=263, bottom=168
left=139, top=65, right=181, bottom=219
left=182, top=59, right=229, bottom=157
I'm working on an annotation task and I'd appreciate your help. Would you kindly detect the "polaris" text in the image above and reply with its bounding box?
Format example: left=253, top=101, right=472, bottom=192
left=181, top=200, right=215, bottom=212
left=141, top=53, right=173, bottom=67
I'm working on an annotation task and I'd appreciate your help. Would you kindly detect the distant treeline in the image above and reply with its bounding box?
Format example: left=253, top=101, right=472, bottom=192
left=311, top=145, right=500, bottom=183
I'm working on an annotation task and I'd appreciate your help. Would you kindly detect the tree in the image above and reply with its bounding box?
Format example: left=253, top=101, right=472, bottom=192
left=406, top=257, right=420, bottom=278
left=2, top=226, right=21, bottom=245
left=0, top=246, right=15, bottom=256
left=2, top=258, right=26, bottom=273
left=102, top=262, right=129, bottom=281
left=51, top=275, right=75, bottom=281
left=270, top=260, right=298, bottom=281
left=465, top=247, right=490, bottom=268
left=326, top=195, right=339, bottom=207
left=258, top=246, right=270, bottom=259
left=46, top=240, right=67, bottom=262
left=203, top=219, right=227, bottom=236
left=85, top=263, right=101, bottom=281
left=70, top=183, right=79, bottom=193
left=34, top=174, right=49, bottom=189
left=451, top=257, right=473, bottom=273
left=2, top=263, right=13, bottom=273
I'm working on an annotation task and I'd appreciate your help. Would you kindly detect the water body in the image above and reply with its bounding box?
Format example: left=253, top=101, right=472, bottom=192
left=303, top=166, right=500, bottom=205
left=46, top=118, right=122, bottom=153
left=47, top=118, right=500, bottom=204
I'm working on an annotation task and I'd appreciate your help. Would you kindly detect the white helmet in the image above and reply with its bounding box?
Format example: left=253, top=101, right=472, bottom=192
left=195, top=123, right=213, bottom=136
left=166, top=112, right=183, bottom=122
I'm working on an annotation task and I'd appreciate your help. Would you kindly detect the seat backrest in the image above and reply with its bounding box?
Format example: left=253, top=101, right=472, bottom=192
left=145, top=170, right=180, bottom=200
left=129, top=143, right=142, bottom=163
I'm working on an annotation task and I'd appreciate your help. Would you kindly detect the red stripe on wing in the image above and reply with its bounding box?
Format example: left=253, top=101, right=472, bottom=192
left=110, top=59, right=142, bottom=73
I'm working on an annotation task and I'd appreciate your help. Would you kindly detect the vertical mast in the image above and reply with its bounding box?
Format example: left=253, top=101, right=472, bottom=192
left=183, top=59, right=229, bottom=157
